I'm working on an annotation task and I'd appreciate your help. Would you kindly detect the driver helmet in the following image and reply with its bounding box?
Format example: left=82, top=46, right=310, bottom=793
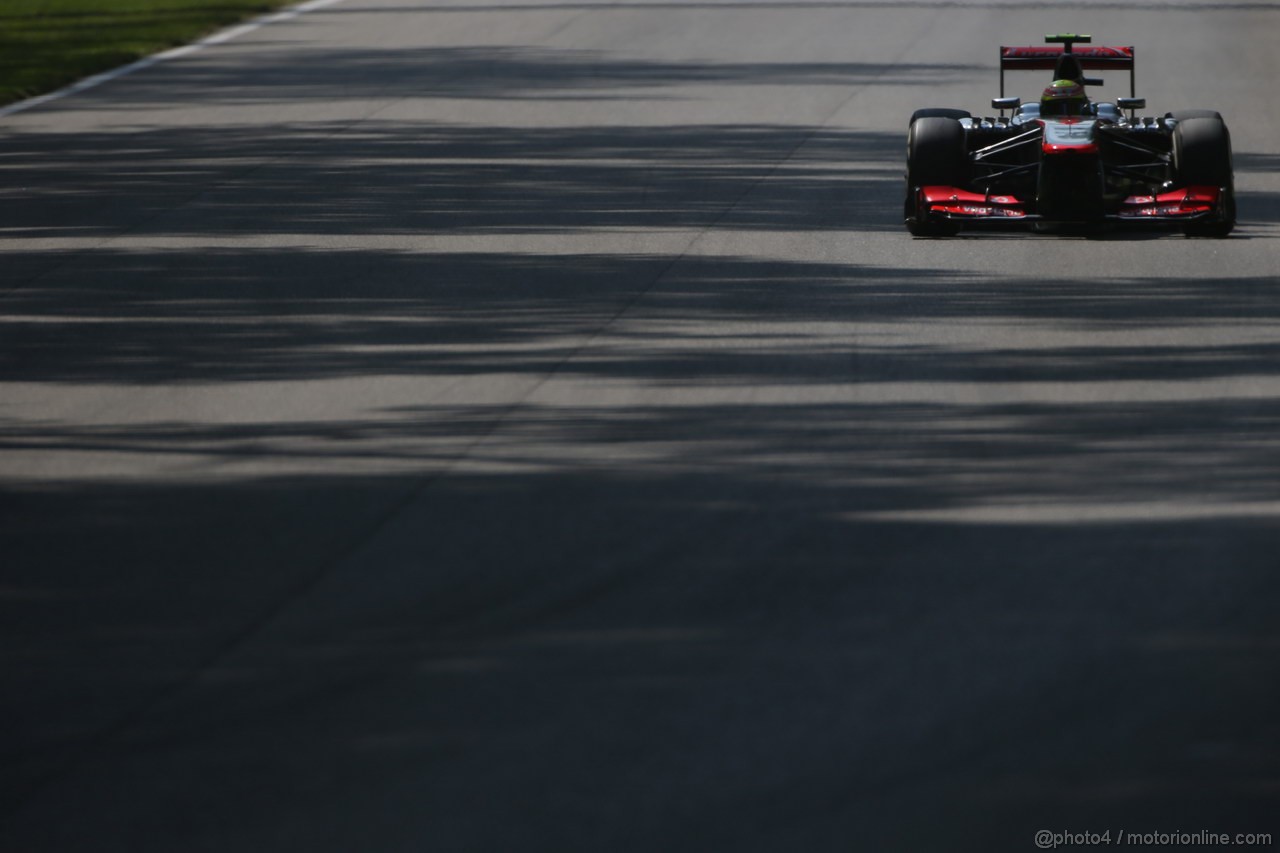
left=1040, top=79, right=1088, bottom=116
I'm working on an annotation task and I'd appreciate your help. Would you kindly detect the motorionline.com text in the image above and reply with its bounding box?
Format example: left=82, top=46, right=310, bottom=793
left=1035, top=829, right=1273, bottom=848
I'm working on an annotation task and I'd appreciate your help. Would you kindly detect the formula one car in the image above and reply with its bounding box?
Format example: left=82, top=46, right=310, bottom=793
left=904, top=34, right=1235, bottom=237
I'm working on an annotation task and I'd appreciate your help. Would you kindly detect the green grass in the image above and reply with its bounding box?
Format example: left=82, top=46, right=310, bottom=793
left=0, top=0, right=298, bottom=106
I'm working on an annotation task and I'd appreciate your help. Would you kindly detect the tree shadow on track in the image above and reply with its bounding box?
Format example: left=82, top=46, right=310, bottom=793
left=0, top=121, right=905, bottom=259
left=5, top=243, right=1280, bottom=851
left=4, top=398, right=1280, bottom=852
left=4, top=249, right=1280, bottom=384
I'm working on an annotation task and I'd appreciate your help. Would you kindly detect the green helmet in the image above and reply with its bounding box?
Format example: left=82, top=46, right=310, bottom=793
left=1040, top=79, right=1088, bottom=116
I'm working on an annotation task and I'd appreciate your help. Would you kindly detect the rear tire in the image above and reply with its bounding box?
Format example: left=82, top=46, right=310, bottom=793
left=905, top=116, right=967, bottom=236
left=1173, top=117, right=1235, bottom=237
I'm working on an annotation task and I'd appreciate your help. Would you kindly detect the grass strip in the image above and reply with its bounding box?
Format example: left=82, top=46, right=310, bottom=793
left=0, top=0, right=298, bottom=106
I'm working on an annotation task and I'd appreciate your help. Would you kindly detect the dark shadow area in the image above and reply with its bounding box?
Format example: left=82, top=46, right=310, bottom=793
left=4, top=244, right=1280, bottom=851
left=4, top=250, right=1280, bottom=385
left=3, top=395, right=1280, bottom=850
left=0, top=120, right=905, bottom=260
left=4, top=44, right=1272, bottom=263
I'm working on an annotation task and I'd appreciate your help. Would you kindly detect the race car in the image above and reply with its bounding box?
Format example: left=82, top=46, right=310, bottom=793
left=904, top=34, right=1235, bottom=237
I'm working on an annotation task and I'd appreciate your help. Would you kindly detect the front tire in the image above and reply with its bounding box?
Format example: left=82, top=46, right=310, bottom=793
left=1173, top=116, right=1235, bottom=237
left=905, top=116, right=966, bottom=236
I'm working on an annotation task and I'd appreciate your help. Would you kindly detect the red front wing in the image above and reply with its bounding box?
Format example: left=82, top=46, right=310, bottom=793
left=915, top=185, right=1223, bottom=225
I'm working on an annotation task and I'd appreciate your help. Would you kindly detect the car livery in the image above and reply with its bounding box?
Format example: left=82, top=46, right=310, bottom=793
left=904, top=34, right=1235, bottom=237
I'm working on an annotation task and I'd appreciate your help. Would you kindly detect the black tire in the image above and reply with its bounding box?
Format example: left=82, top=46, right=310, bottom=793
left=1173, top=116, right=1235, bottom=237
left=905, top=116, right=966, bottom=236
left=908, top=108, right=971, bottom=126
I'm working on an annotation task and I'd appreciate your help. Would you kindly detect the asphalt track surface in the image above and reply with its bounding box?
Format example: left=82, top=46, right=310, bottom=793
left=3, top=1, right=1280, bottom=850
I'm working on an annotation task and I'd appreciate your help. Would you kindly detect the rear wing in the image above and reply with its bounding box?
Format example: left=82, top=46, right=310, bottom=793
left=999, top=36, right=1135, bottom=97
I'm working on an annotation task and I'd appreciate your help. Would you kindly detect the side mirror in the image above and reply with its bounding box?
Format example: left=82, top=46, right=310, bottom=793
left=991, top=96, right=1020, bottom=112
left=1117, top=97, right=1146, bottom=110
